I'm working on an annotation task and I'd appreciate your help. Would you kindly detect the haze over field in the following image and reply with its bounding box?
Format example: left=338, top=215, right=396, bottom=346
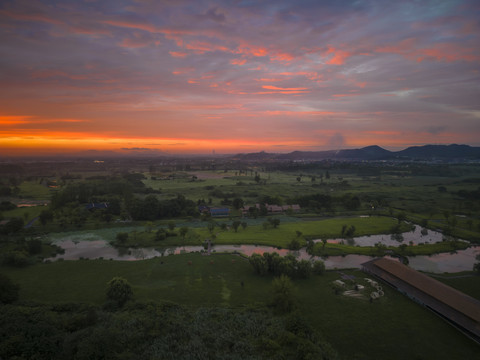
left=1, top=0, right=479, bottom=156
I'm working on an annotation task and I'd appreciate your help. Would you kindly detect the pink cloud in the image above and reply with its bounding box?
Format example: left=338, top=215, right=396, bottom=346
left=324, top=46, right=353, bottom=65
left=262, top=85, right=308, bottom=91
left=0, top=9, right=64, bottom=26
left=169, top=51, right=188, bottom=58
left=376, top=38, right=479, bottom=63
left=230, top=58, right=247, bottom=65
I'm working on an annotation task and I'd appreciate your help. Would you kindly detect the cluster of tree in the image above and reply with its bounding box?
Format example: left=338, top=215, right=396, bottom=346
left=0, top=237, right=46, bottom=266
left=249, top=252, right=325, bottom=279
left=457, top=187, right=480, bottom=201
left=0, top=300, right=339, bottom=360
left=0, top=217, right=24, bottom=235
left=50, top=178, right=134, bottom=209
left=0, top=200, right=17, bottom=211
left=292, top=193, right=333, bottom=212
left=127, top=194, right=197, bottom=221
left=262, top=217, right=280, bottom=229
left=291, top=192, right=373, bottom=213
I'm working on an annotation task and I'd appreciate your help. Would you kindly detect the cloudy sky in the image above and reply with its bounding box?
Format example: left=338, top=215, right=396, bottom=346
left=1, top=0, right=479, bottom=155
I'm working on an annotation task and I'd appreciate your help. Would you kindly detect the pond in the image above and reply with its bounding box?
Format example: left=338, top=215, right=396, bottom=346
left=47, top=234, right=480, bottom=273
left=318, top=225, right=449, bottom=247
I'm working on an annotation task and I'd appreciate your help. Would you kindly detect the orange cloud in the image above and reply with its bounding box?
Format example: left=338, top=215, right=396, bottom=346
left=262, top=85, right=308, bottom=91
left=0, top=115, right=34, bottom=124
left=376, top=39, right=480, bottom=63
left=169, top=51, right=188, bottom=58
left=255, top=78, right=284, bottom=82
left=325, top=46, right=353, bottom=65
left=0, top=9, right=63, bottom=25
left=416, top=43, right=480, bottom=62
left=230, top=58, right=247, bottom=65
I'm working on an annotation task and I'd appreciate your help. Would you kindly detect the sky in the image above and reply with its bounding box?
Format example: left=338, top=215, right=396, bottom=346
left=1, top=0, right=479, bottom=156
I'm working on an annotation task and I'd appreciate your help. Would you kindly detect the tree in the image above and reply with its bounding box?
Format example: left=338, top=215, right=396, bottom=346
left=232, top=198, right=244, bottom=210
left=271, top=274, right=296, bottom=313
left=474, top=255, right=480, bottom=274
left=116, top=232, right=128, bottom=244
left=27, top=239, right=42, bottom=255
left=313, top=260, right=325, bottom=275
left=254, top=174, right=261, bottom=183
left=39, top=209, right=54, bottom=226
left=0, top=273, right=19, bottom=304
left=207, top=221, right=216, bottom=234
left=321, top=238, right=327, bottom=250
left=249, top=253, right=268, bottom=275
left=144, top=221, right=154, bottom=233
left=106, top=277, right=133, bottom=307
left=287, top=238, right=301, bottom=250
left=179, top=226, right=188, bottom=240
left=296, top=259, right=312, bottom=278
left=232, top=221, right=241, bottom=232
left=168, top=221, right=176, bottom=232
left=397, top=212, right=406, bottom=224
left=270, top=218, right=280, bottom=228
left=241, top=221, right=247, bottom=230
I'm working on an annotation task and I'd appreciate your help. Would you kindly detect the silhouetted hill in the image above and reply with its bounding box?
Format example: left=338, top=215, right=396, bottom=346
left=233, top=144, right=480, bottom=161
left=274, top=145, right=391, bottom=161
left=395, top=144, right=480, bottom=159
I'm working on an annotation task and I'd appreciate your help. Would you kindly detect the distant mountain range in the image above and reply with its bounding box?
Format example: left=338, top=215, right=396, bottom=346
left=232, top=144, right=480, bottom=161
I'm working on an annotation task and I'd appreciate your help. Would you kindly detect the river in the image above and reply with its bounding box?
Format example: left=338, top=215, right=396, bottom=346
left=47, top=229, right=479, bottom=273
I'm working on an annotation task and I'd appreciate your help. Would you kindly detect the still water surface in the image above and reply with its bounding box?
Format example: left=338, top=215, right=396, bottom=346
left=48, top=230, right=479, bottom=273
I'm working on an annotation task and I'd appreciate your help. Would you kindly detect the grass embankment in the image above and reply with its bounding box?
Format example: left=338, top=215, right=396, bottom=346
left=311, top=238, right=470, bottom=257
left=113, top=216, right=464, bottom=257
left=2, top=254, right=479, bottom=360
left=119, top=216, right=409, bottom=247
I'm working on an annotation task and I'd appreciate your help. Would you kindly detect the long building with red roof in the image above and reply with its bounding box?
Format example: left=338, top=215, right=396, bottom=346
left=362, top=258, right=480, bottom=343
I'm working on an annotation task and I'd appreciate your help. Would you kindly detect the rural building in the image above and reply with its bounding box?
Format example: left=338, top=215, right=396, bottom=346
left=208, top=207, right=230, bottom=217
left=85, top=202, right=109, bottom=210
left=362, top=258, right=480, bottom=343
left=198, top=206, right=230, bottom=217
left=241, top=203, right=301, bottom=216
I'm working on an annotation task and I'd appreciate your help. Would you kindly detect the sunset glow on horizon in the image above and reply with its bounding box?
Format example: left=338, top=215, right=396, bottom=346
left=1, top=0, right=479, bottom=156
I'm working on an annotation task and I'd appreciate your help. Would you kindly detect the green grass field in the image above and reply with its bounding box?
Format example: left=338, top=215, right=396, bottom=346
left=114, top=216, right=413, bottom=249
left=2, top=253, right=479, bottom=359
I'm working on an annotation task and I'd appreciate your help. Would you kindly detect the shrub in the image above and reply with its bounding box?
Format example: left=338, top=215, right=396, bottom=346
left=0, top=273, right=19, bottom=304
left=106, top=277, right=133, bottom=307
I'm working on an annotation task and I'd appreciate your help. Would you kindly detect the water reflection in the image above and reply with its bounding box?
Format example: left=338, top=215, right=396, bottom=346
left=47, top=237, right=479, bottom=273
left=318, top=225, right=448, bottom=247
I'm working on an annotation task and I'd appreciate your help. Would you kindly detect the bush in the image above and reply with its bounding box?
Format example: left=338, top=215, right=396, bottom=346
left=2, top=251, right=30, bottom=267
left=287, top=238, right=302, bottom=250
left=27, top=239, right=42, bottom=254
left=271, top=275, right=296, bottom=313
left=0, top=273, right=19, bottom=304
left=313, top=260, right=326, bottom=275
left=106, top=277, right=133, bottom=307
left=116, top=232, right=129, bottom=244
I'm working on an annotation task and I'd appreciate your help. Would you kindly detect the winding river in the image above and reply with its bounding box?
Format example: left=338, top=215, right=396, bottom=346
left=47, top=226, right=479, bottom=273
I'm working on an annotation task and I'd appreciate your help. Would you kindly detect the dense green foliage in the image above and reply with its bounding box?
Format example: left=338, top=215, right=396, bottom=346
left=0, top=302, right=338, bottom=360
left=0, top=273, right=19, bottom=304
left=249, top=252, right=324, bottom=279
